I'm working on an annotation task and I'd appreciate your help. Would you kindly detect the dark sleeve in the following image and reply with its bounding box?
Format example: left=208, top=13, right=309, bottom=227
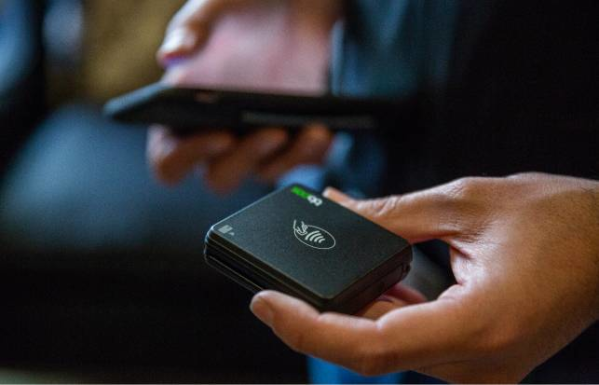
left=425, top=0, right=599, bottom=183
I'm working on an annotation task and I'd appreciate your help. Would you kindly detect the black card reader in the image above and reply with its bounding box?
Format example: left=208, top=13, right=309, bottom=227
left=204, top=185, right=412, bottom=315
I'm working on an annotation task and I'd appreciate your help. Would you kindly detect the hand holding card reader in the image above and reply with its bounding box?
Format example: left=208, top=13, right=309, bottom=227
left=204, top=185, right=412, bottom=315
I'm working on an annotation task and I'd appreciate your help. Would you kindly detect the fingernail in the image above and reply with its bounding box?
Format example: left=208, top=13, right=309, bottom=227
left=250, top=294, right=274, bottom=327
left=323, top=187, right=352, bottom=203
left=160, top=29, right=196, bottom=55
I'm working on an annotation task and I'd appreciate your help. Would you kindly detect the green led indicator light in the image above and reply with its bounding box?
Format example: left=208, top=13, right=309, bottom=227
left=291, top=186, right=311, bottom=200
left=291, top=186, right=323, bottom=207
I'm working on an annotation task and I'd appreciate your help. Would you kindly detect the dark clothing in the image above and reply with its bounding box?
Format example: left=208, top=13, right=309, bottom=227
left=333, top=0, right=598, bottom=194
left=330, top=0, right=599, bottom=382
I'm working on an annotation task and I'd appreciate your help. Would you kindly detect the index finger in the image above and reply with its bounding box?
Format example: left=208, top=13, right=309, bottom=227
left=324, top=178, right=493, bottom=244
left=251, top=290, right=474, bottom=376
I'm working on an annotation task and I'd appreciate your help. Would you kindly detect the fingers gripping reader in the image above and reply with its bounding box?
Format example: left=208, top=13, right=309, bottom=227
left=204, top=185, right=412, bottom=314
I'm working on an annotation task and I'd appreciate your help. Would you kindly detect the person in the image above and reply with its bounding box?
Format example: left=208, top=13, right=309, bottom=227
left=148, top=0, right=599, bottom=382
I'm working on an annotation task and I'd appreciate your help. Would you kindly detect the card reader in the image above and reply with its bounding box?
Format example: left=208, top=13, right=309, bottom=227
left=204, top=185, right=412, bottom=315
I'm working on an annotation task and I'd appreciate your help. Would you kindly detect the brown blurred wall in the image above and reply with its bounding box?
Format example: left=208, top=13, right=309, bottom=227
left=47, top=0, right=185, bottom=104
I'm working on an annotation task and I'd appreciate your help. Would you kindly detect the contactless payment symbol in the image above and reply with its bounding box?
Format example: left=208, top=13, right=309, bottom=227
left=293, top=220, right=336, bottom=250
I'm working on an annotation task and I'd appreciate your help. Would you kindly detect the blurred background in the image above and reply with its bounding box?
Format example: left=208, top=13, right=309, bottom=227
left=0, top=0, right=306, bottom=382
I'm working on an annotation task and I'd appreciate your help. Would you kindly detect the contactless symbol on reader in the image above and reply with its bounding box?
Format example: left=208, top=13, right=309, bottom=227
left=293, top=220, right=336, bottom=250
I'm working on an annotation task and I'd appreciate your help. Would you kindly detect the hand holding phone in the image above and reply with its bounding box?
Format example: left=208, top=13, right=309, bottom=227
left=147, top=0, right=340, bottom=192
left=107, top=81, right=407, bottom=192
left=147, top=122, right=333, bottom=192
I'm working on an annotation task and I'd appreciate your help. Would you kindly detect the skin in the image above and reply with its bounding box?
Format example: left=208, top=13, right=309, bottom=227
left=148, top=0, right=342, bottom=193
left=250, top=173, right=599, bottom=382
left=152, top=2, right=599, bottom=382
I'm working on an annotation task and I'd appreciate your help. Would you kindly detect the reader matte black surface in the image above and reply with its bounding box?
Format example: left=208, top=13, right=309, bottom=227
left=204, top=185, right=412, bottom=314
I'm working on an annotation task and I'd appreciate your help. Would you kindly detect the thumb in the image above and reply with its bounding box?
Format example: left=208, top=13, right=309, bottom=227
left=324, top=187, right=468, bottom=244
left=158, top=0, right=233, bottom=65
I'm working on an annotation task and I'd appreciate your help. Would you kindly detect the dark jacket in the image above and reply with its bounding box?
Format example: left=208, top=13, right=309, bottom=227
left=333, top=0, right=598, bottom=195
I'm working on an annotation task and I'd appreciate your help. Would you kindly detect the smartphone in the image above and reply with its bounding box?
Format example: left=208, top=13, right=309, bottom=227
left=104, top=83, right=410, bottom=135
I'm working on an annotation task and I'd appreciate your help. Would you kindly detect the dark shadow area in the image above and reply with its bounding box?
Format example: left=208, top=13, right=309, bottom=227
left=0, top=0, right=306, bottom=382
